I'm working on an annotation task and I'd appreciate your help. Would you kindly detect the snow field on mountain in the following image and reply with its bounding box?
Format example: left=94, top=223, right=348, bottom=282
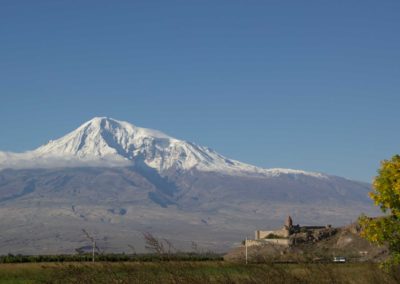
left=0, top=117, right=327, bottom=179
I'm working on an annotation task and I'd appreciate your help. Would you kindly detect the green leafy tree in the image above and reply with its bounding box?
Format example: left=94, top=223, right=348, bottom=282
left=359, top=154, right=400, bottom=267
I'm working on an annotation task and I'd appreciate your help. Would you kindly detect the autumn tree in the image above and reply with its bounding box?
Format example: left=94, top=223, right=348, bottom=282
left=359, top=154, right=400, bottom=267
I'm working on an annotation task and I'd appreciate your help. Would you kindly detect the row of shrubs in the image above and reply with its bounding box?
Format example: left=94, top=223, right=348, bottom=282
left=0, top=252, right=223, bottom=263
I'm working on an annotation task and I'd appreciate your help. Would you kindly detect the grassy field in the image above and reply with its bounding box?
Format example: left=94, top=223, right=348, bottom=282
left=0, top=261, right=398, bottom=284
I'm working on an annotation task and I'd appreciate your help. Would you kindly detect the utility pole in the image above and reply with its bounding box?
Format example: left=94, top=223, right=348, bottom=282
left=92, top=241, right=95, bottom=263
left=245, top=237, right=248, bottom=264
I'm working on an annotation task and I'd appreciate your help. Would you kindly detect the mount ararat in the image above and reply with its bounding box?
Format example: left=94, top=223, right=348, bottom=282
left=0, top=117, right=378, bottom=254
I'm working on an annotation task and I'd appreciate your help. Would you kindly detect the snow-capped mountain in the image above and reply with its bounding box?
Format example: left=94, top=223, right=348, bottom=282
left=0, top=117, right=325, bottom=178
left=0, top=117, right=379, bottom=254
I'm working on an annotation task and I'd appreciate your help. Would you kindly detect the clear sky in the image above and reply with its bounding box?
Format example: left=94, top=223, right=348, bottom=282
left=1, top=0, right=399, bottom=182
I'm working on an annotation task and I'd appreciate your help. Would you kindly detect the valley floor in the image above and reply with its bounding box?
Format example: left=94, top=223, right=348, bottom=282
left=0, top=261, right=398, bottom=284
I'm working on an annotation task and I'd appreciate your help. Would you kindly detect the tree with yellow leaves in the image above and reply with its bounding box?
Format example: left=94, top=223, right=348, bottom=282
left=359, top=154, right=400, bottom=267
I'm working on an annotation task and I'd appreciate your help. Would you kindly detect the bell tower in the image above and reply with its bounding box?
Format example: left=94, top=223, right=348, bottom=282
left=285, top=215, right=293, bottom=228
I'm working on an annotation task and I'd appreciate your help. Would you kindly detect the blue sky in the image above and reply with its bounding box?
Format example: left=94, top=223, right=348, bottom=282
left=0, top=1, right=399, bottom=182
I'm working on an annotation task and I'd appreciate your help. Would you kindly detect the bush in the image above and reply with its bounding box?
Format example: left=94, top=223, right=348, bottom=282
left=265, top=234, right=287, bottom=239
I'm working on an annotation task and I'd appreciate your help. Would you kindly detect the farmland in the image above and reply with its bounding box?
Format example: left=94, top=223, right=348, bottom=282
left=0, top=261, right=398, bottom=284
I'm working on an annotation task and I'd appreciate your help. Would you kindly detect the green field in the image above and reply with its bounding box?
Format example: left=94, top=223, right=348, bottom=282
left=0, top=261, right=398, bottom=284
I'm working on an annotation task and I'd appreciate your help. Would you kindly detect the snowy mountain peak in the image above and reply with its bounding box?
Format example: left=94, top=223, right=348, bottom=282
left=0, top=117, right=328, bottom=179
left=33, top=117, right=174, bottom=159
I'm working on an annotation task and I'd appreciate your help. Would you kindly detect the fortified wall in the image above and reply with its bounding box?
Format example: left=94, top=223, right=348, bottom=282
left=246, top=238, right=291, bottom=247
